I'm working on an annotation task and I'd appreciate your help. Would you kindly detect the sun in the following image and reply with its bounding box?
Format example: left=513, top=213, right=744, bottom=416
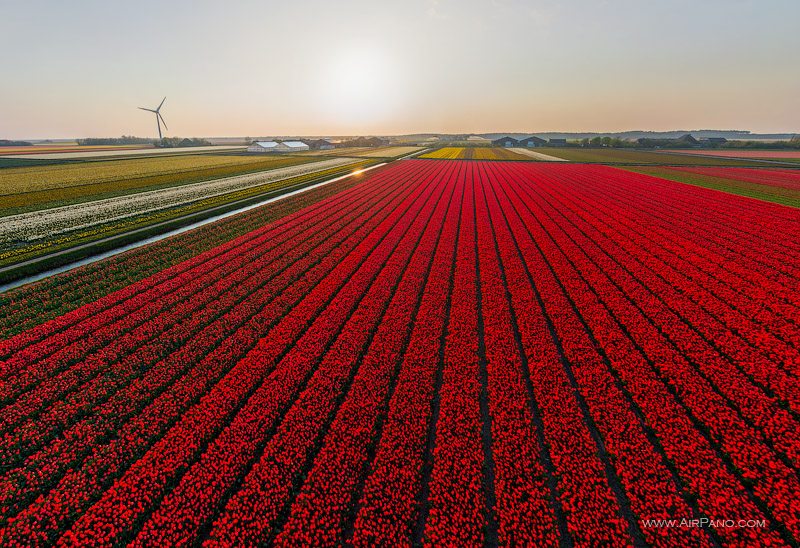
left=316, top=48, right=399, bottom=124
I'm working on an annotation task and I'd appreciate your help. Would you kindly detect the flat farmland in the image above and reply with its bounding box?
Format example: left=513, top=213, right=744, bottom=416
left=308, top=146, right=423, bottom=159
left=0, top=154, right=315, bottom=214
left=534, top=147, right=776, bottom=166
left=664, top=149, right=800, bottom=161
left=0, top=145, right=247, bottom=161
left=0, top=156, right=375, bottom=274
left=419, top=147, right=464, bottom=159
left=421, top=147, right=531, bottom=160
left=510, top=148, right=568, bottom=161
left=0, top=144, right=151, bottom=155
left=1, top=159, right=797, bottom=546
left=348, top=146, right=423, bottom=158
left=626, top=166, right=800, bottom=207
left=0, top=168, right=374, bottom=336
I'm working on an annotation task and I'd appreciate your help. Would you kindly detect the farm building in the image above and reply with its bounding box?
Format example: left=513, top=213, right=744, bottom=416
left=518, top=136, right=547, bottom=147
left=247, top=141, right=280, bottom=153
left=303, top=139, right=335, bottom=150
left=492, top=136, right=520, bottom=148
left=281, top=141, right=310, bottom=152
left=548, top=138, right=567, bottom=146
left=247, top=140, right=310, bottom=153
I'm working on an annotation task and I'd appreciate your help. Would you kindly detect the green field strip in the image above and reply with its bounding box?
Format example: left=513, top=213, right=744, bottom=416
left=622, top=166, right=800, bottom=208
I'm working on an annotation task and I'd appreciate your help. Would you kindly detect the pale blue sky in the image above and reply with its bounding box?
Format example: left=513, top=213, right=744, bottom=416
left=1, top=0, right=798, bottom=138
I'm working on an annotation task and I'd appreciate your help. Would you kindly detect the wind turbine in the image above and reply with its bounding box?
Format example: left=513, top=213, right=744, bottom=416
left=138, top=97, right=168, bottom=139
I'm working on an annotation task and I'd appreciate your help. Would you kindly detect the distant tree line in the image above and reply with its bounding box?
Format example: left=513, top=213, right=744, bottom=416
left=77, top=136, right=211, bottom=148
left=337, top=136, right=390, bottom=148
left=721, top=138, right=800, bottom=150
left=156, top=137, right=211, bottom=148
left=0, top=139, right=33, bottom=147
left=78, top=136, right=153, bottom=145
left=574, top=134, right=800, bottom=149
left=578, top=137, right=638, bottom=148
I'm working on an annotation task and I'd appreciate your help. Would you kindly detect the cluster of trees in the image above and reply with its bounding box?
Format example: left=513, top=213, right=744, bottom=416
left=77, top=136, right=211, bottom=148
left=578, top=136, right=637, bottom=148
left=156, top=137, right=211, bottom=148
left=722, top=138, right=800, bottom=150
left=575, top=133, right=800, bottom=150
left=337, top=136, right=389, bottom=147
left=78, top=136, right=153, bottom=146
left=0, top=139, right=33, bottom=147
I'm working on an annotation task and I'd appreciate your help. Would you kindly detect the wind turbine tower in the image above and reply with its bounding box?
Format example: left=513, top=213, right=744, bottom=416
left=138, top=97, right=168, bottom=139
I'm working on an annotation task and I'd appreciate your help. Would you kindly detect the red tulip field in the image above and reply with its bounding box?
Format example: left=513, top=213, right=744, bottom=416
left=1, top=159, right=799, bottom=546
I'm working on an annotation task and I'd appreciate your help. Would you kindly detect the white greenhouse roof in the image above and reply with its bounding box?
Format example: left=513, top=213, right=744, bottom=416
left=253, top=141, right=279, bottom=148
left=281, top=141, right=308, bottom=148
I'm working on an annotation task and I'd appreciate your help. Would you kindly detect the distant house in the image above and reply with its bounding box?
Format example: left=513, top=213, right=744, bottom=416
left=701, top=137, right=728, bottom=146
left=492, top=136, right=519, bottom=148
left=548, top=138, right=567, bottom=146
left=681, top=134, right=699, bottom=145
left=303, top=139, right=335, bottom=150
left=518, top=136, right=547, bottom=148
left=637, top=133, right=701, bottom=149
left=247, top=141, right=280, bottom=153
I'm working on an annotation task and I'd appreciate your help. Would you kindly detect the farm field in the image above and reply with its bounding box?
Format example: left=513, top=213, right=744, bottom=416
left=304, top=147, right=373, bottom=156
left=664, top=149, right=800, bottom=160
left=1, top=159, right=797, bottom=546
left=0, top=145, right=247, bottom=161
left=509, top=148, right=568, bottom=161
left=626, top=166, right=800, bottom=208
left=347, top=146, right=423, bottom=158
left=0, top=168, right=372, bottom=336
left=0, top=154, right=315, bottom=214
left=0, top=144, right=152, bottom=155
left=420, top=146, right=463, bottom=159
left=533, top=147, right=780, bottom=166
left=0, top=157, right=371, bottom=271
left=420, top=147, right=531, bottom=160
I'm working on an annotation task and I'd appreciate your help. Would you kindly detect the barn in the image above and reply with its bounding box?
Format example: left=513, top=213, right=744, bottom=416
left=246, top=141, right=280, bottom=153
left=491, top=136, right=520, bottom=148
left=303, top=139, right=335, bottom=150
left=281, top=140, right=310, bottom=152
left=247, top=140, right=310, bottom=153
left=519, top=136, right=547, bottom=148
left=548, top=138, right=567, bottom=146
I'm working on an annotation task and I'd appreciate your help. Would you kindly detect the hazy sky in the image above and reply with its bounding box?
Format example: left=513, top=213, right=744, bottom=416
left=2, top=0, right=798, bottom=138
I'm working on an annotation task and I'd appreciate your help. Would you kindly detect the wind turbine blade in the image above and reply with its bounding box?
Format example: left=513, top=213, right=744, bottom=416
left=138, top=107, right=156, bottom=112
left=157, top=96, right=166, bottom=111
left=158, top=112, right=168, bottom=131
